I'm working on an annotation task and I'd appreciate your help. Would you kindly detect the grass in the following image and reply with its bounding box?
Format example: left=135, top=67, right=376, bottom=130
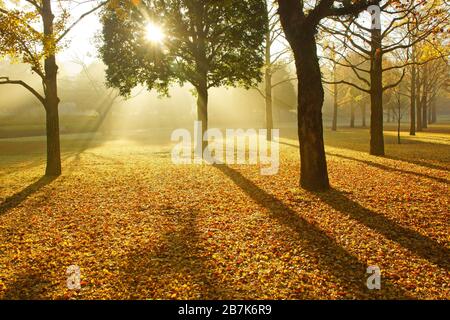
left=0, top=124, right=449, bottom=299
left=0, top=115, right=100, bottom=139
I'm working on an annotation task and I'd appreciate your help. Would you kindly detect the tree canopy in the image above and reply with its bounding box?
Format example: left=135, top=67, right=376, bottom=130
left=100, top=0, right=267, bottom=96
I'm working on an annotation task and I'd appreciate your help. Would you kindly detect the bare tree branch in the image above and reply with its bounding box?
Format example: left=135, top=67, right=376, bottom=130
left=323, top=78, right=371, bottom=94
left=56, top=1, right=108, bottom=43
left=383, top=69, right=406, bottom=92
left=0, top=77, right=45, bottom=104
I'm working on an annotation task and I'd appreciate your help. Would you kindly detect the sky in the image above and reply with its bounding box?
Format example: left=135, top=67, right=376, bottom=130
left=2, top=1, right=383, bottom=87
left=51, top=2, right=377, bottom=76
left=58, top=3, right=104, bottom=75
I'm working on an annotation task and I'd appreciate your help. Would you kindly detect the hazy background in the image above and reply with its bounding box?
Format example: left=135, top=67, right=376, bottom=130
left=1, top=9, right=449, bottom=140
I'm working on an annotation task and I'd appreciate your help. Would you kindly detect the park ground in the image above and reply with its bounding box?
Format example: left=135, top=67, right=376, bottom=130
left=0, top=124, right=449, bottom=299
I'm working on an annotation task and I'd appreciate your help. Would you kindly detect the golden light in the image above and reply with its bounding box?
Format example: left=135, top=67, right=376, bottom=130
left=145, top=23, right=165, bottom=43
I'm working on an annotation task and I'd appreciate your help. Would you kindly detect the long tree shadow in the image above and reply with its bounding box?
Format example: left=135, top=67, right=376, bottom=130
left=0, top=158, right=44, bottom=178
left=120, top=209, right=239, bottom=299
left=278, top=141, right=448, bottom=184
left=280, top=130, right=450, bottom=172
left=214, top=164, right=411, bottom=299
left=1, top=271, right=53, bottom=299
left=326, top=152, right=449, bottom=185
left=317, top=189, right=450, bottom=271
left=0, top=175, right=57, bottom=216
left=384, top=155, right=449, bottom=172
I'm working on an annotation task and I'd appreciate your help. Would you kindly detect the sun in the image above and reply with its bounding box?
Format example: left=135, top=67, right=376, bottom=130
left=145, top=23, right=165, bottom=43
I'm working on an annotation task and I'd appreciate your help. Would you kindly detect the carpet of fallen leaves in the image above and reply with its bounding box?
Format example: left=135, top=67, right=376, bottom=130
left=0, top=127, right=449, bottom=299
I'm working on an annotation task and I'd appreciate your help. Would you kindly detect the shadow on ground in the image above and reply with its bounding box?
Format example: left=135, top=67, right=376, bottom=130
left=316, top=189, right=449, bottom=271
left=326, top=152, right=449, bottom=185
left=119, top=209, right=239, bottom=299
left=281, top=128, right=450, bottom=171
left=0, top=175, right=57, bottom=216
left=214, top=164, right=412, bottom=299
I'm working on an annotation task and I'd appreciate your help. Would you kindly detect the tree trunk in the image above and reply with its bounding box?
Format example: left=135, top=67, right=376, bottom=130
left=421, top=66, right=428, bottom=129
left=331, top=65, right=338, bottom=131
left=416, top=69, right=422, bottom=132
left=370, top=28, right=384, bottom=156
left=386, top=107, right=391, bottom=123
left=431, top=98, right=437, bottom=123
left=43, top=0, right=61, bottom=176
left=265, top=84, right=273, bottom=140
left=193, top=9, right=209, bottom=156
left=361, top=102, right=366, bottom=127
left=196, top=83, right=208, bottom=155
left=421, top=94, right=427, bottom=129
left=265, top=30, right=273, bottom=140
left=293, top=33, right=329, bottom=191
left=350, top=104, right=355, bottom=128
left=428, top=103, right=432, bottom=124
left=409, top=63, right=416, bottom=135
left=277, top=2, right=329, bottom=191
left=45, top=100, right=62, bottom=176
left=397, top=103, right=401, bottom=144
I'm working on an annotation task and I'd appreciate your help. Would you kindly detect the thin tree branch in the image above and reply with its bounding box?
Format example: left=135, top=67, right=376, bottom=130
left=323, top=78, right=371, bottom=94
left=56, top=1, right=108, bottom=43
left=0, top=77, right=45, bottom=104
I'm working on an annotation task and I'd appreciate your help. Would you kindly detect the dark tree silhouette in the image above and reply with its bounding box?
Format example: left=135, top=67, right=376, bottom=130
left=277, top=0, right=377, bottom=191
left=100, top=0, right=267, bottom=152
left=320, top=0, right=448, bottom=153
left=0, top=0, right=107, bottom=176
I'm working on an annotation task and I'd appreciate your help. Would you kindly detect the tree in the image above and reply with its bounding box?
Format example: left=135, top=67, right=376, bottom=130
left=322, top=42, right=342, bottom=131
left=321, top=0, right=448, bottom=155
left=426, top=58, right=449, bottom=123
left=0, top=0, right=107, bottom=176
left=406, top=2, right=449, bottom=134
left=395, top=37, right=449, bottom=133
left=277, top=0, right=377, bottom=191
left=271, top=65, right=297, bottom=119
left=99, top=0, right=267, bottom=152
left=322, top=47, right=369, bottom=131
left=254, top=0, right=294, bottom=140
left=416, top=45, right=449, bottom=127
left=391, top=78, right=408, bottom=144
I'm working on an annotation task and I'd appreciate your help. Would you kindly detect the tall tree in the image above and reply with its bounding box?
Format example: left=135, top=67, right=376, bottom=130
left=322, top=42, right=342, bottom=131
left=255, top=63, right=297, bottom=127
left=427, top=58, right=449, bottom=123
left=407, top=2, right=449, bottom=134
left=0, top=0, right=107, bottom=176
left=391, top=85, right=407, bottom=144
left=100, top=0, right=267, bottom=152
left=321, top=0, right=448, bottom=155
left=255, top=0, right=294, bottom=140
left=409, top=38, right=417, bottom=135
left=416, top=41, right=449, bottom=127
left=277, top=0, right=376, bottom=191
left=322, top=46, right=369, bottom=131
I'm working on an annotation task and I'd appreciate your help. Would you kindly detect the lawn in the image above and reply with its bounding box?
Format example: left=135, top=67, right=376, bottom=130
left=0, top=125, right=449, bottom=299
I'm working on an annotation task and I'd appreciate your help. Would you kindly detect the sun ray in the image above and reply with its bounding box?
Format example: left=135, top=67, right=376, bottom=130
left=145, top=23, right=165, bottom=43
